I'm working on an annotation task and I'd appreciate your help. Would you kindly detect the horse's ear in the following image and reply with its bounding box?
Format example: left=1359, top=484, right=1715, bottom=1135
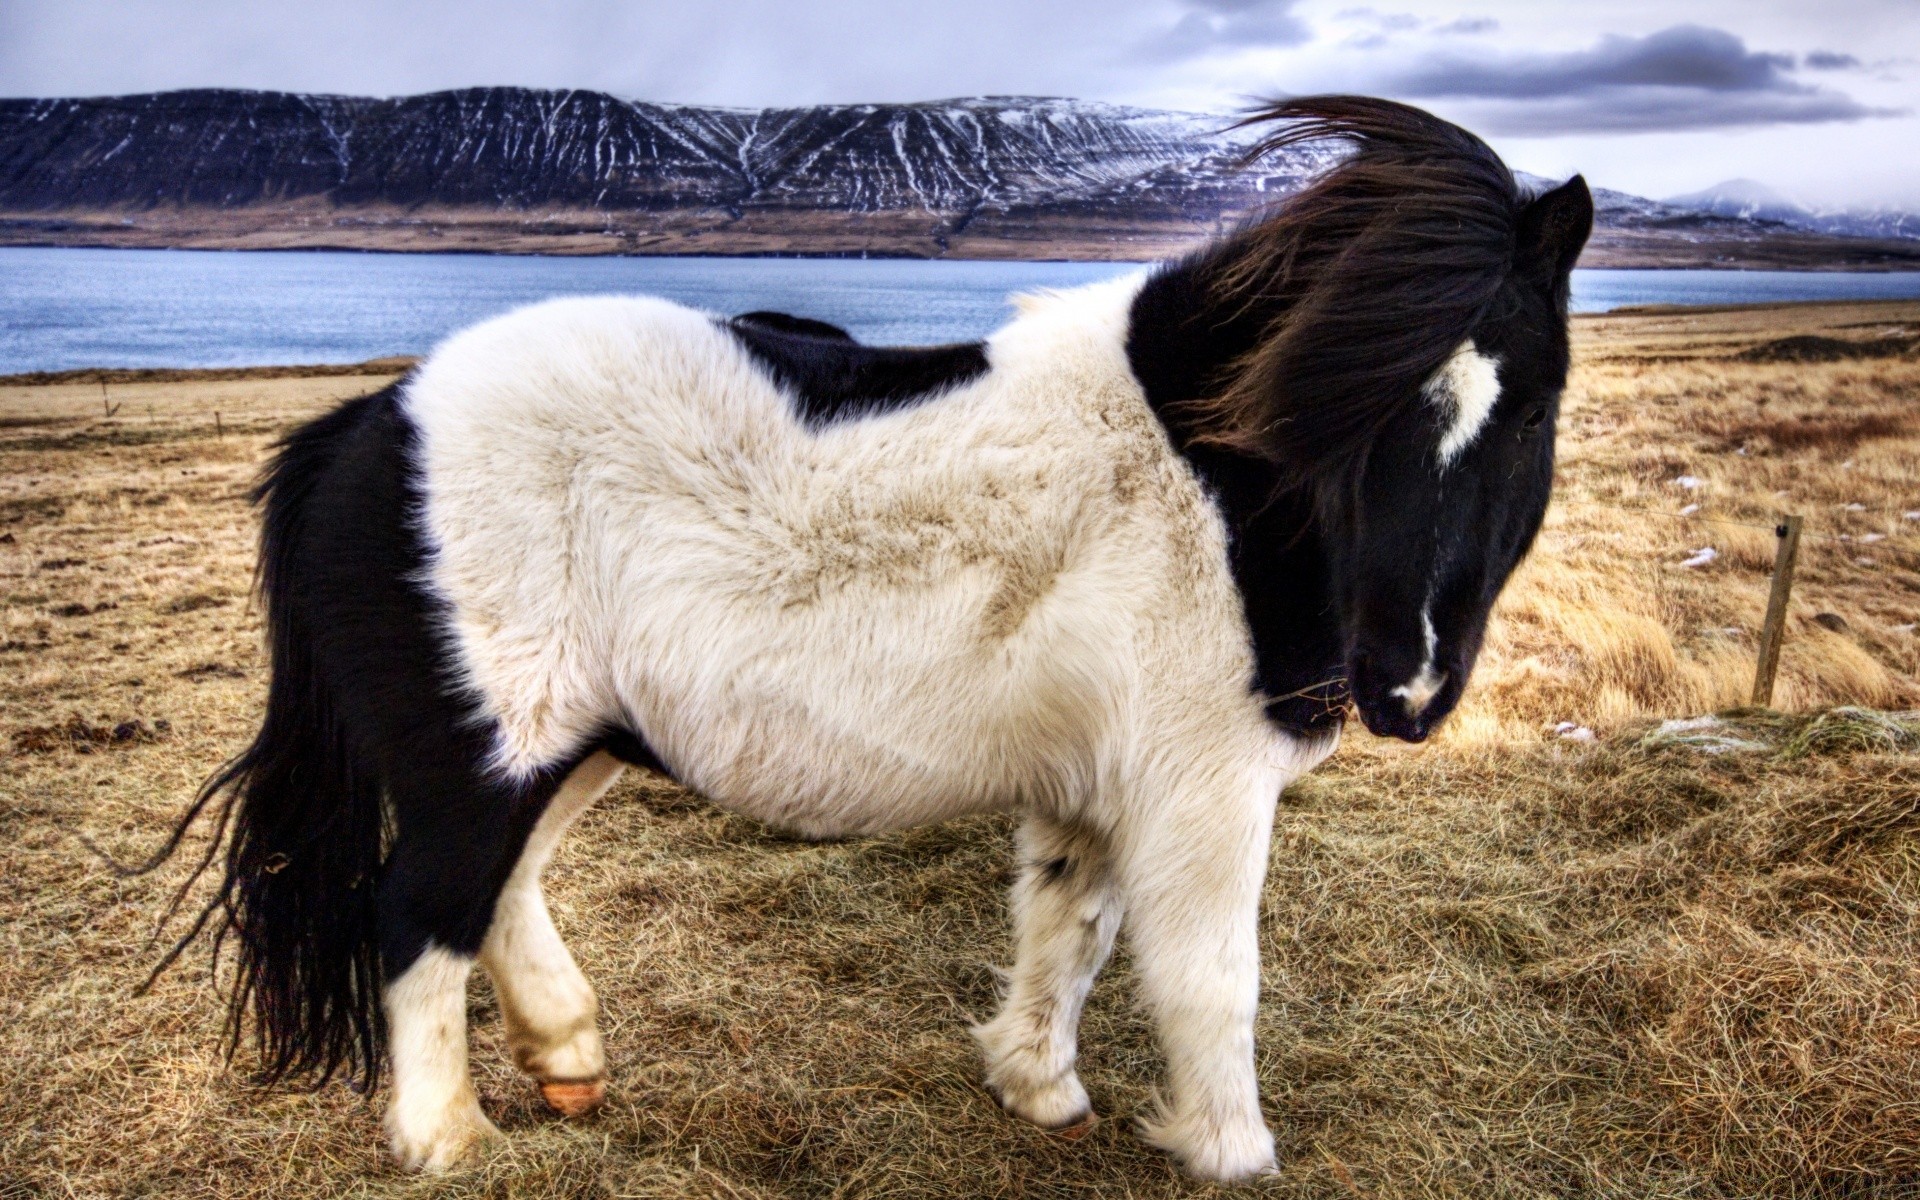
left=1516, top=175, right=1592, bottom=282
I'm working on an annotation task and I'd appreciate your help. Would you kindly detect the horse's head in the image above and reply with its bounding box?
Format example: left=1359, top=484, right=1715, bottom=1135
left=1154, top=97, right=1592, bottom=743
left=1321, top=176, right=1591, bottom=740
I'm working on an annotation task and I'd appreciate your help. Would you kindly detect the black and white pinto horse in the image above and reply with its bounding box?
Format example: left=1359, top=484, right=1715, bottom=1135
left=152, top=97, right=1591, bottom=1180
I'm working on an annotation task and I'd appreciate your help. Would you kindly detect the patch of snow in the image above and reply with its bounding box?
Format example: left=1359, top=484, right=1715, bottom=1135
left=1679, top=503, right=1700, bottom=516
left=1643, top=715, right=1768, bottom=754
left=1673, top=475, right=1704, bottom=490
left=1659, top=716, right=1720, bottom=734
left=1554, top=722, right=1596, bottom=743
left=1680, top=547, right=1718, bottom=568
left=1843, top=502, right=1866, bottom=512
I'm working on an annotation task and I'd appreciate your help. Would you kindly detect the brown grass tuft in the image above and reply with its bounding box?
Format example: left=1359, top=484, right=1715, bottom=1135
left=1708, top=410, right=1910, bottom=455
left=1732, top=333, right=1915, bottom=364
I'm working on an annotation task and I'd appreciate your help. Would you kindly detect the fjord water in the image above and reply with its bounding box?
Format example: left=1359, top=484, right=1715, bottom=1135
left=5, top=246, right=1920, bottom=374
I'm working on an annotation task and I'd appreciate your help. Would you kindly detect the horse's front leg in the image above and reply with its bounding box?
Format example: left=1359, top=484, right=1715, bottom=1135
left=1118, top=759, right=1282, bottom=1182
left=972, top=816, right=1122, bottom=1129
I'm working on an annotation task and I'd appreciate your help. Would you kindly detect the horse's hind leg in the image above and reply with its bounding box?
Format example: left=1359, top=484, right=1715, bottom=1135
left=480, top=750, right=625, bottom=1115
left=381, top=942, right=493, bottom=1171
left=972, top=816, right=1121, bottom=1129
left=379, top=746, right=560, bottom=1172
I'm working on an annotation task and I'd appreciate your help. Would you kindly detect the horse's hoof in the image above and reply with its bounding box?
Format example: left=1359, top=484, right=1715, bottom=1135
left=386, top=1101, right=503, bottom=1173
left=539, top=1079, right=606, bottom=1117
left=1053, top=1114, right=1098, bottom=1141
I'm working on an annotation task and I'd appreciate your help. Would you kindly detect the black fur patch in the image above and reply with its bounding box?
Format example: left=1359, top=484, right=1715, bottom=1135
left=144, top=384, right=590, bottom=1092
left=724, top=313, right=988, bottom=427
left=294, top=392, right=568, bottom=969
left=598, top=727, right=671, bottom=777
left=1127, top=270, right=1350, bottom=736
left=733, top=311, right=856, bottom=342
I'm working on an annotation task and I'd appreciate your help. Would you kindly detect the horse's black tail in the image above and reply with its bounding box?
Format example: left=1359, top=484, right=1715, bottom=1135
left=138, top=391, right=396, bottom=1091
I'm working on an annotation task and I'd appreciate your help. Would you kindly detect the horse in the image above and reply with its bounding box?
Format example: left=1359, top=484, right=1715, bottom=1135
left=146, top=95, right=1591, bottom=1181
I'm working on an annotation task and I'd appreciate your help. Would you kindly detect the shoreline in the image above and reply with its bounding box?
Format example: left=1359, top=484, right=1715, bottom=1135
left=7, top=208, right=1920, bottom=271
left=4, top=298, right=1915, bottom=386
left=0, top=358, right=420, bottom=387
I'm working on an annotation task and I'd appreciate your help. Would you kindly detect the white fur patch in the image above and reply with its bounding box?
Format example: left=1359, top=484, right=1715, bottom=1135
left=401, top=271, right=1286, bottom=840
left=1390, top=608, right=1447, bottom=716
left=1423, top=339, right=1502, bottom=467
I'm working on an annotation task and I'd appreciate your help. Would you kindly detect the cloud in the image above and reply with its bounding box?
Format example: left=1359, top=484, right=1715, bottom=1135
left=1336, top=8, right=1420, bottom=33
left=1394, top=25, right=1791, bottom=98
left=1322, top=9, right=1493, bottom=51
left=1139, top=0, right=1311, bottom=62
left=1448, top=90, right=1891, bottom=135
left=1379, top=24, right=1900, bottom=133
left=0, top=0, right=1171, bottom=107
left=1804, top=50, right=1862, bottom=70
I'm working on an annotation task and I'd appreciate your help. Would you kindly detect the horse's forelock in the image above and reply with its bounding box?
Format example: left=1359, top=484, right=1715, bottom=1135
left=1184, top=96, right=1522, bottom=469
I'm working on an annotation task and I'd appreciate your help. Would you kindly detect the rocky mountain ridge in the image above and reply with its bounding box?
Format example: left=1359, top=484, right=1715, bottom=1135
left=0, top=89, right=1320, bottom=218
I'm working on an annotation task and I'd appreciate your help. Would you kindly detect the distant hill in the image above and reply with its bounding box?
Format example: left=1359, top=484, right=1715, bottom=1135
left=1664, top=179, right=1920, bottom=245
left=2, top=88, right=1917, bottom=268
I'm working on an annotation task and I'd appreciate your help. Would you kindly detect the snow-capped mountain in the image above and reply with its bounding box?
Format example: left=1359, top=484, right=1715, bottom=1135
left=1664, top=179, right=1920, bottom=243
left=0, top=88, right=1914, bottom=267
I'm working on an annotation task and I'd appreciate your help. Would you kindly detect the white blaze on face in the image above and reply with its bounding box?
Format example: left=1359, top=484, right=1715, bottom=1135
left=1398, top=339, right=1497, bottom=720
left=1424, top=339, right=1502, bottom=468
left=1391, top=607, right=1448, bottom=717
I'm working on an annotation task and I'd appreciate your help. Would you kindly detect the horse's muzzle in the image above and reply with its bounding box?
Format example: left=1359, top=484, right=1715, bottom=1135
left=1347, top=648, right=1459, bottom=743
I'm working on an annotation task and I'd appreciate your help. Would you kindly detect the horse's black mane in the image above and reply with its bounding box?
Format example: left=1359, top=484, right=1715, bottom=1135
left=1156, top=95, right=1524, bottom=468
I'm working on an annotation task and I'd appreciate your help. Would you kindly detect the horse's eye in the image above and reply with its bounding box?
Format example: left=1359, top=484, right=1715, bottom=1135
left=1521, top=406, right=1548, bottom=431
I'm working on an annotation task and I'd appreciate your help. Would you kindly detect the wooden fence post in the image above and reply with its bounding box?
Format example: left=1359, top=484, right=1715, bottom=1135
left=1751, top=514, right=1803, bottom=707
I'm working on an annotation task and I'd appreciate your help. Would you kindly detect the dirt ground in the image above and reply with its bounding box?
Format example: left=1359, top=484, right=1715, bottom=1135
left=2, top=301, right=1919, bottom=1199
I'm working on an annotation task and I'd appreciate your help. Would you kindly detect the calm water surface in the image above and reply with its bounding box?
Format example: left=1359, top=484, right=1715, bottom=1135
left=4, top=246, right=1920, bottom=374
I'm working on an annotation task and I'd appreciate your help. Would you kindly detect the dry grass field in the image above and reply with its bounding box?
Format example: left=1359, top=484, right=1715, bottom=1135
left=3, top=300, right=1919, bottom=1199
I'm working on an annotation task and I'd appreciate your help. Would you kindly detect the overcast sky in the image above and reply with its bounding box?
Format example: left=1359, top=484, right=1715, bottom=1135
left=1, top=0, right=1914, bottom=208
